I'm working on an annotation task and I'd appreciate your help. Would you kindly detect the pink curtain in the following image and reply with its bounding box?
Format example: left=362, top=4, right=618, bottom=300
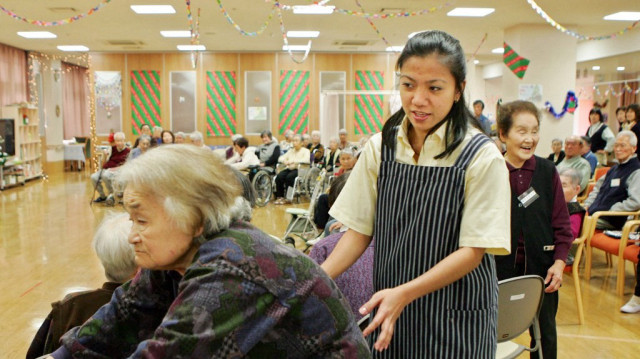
left=0, top=43, right=28, bottom=106
left=62, top=62, right=90, bottom=139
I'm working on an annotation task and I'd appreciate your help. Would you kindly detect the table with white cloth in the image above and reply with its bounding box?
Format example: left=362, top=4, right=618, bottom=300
left=63, top=143, right=86, bottom=171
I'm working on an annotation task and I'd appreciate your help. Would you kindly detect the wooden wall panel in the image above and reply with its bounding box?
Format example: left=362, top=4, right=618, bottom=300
left=86, top=52, right=401, bottom=147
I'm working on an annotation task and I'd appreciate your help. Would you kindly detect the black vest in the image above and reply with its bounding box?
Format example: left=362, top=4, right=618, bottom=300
left=496, top=156, right=557, bottom=280
left=588, top=124, right=607, bottom=152
left=589, top=157, right=640, bottom=229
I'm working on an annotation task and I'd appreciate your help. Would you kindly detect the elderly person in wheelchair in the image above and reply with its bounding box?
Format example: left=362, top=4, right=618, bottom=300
left=274, top=134, right=311, bottom=205
left=46, top=144, right=368, bottom=358
left=91, top=132, right=129, bottom=204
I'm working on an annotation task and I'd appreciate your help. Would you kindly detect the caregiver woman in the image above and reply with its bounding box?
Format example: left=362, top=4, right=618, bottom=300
left=321, top=30, right=511, bottom=358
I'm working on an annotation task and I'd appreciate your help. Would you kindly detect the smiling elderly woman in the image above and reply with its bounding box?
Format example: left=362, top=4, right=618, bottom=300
left=49, top=145, right=369, bottom=359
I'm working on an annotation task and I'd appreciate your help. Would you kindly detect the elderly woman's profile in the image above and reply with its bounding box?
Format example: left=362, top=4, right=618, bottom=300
left=49, top=144, right=369, bottom=358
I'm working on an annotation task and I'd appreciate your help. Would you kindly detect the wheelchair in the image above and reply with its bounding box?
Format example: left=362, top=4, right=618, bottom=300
left=249, top=165, right=277, bottom=207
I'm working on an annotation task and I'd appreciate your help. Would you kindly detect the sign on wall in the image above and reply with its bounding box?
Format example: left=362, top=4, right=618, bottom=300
left=354, top=70, right=384, bottom=135
left=279, top=70, right=309, bottom=135
left=130, top=70, right=161, bottom=135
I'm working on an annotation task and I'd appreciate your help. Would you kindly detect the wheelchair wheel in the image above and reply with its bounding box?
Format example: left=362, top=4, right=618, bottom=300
left=251, top=170, right=273, bottom=207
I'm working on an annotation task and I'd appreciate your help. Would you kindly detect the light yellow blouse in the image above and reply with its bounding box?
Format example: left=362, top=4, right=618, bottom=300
left=278, top=147, right=311, bottom=170
left=329, top=117, right=511, bottom=255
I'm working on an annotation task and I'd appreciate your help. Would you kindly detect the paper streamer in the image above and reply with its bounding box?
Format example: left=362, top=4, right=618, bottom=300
left=0, top=0, right=112, bottom=26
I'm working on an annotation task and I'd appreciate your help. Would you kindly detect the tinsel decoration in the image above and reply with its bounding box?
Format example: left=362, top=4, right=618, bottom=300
left=545, top=91, right=577, bottom=118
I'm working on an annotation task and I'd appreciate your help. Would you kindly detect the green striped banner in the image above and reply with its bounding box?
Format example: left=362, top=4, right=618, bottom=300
left=503, top=42, right=530, bottom=79
left=279, top=70, right=309, bottom=135
left=130, top=70, right=161, bottom=135
left=205, top=71, right=237, bottom=136
left=354, top=70, right=384, bottom=135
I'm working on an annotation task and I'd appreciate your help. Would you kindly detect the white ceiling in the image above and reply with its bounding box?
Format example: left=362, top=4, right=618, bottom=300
left=0, top=0, right=639, bottom=70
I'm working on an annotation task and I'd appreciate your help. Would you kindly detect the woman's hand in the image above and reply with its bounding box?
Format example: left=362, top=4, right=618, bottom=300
left=360, top=286, right=412, bottom=352
left=544, top=259, right=566, bottom=293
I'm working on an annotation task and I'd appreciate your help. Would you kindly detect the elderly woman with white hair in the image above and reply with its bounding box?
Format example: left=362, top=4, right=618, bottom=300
left=188, top=130, right=209, bottom=149
left=91, top=132, right=130, bottom=204
left=309, top=130, right=325, bottom=165
left=28, top=213, right=137, bottom=358
left=49, top=145, right=369, bottom=359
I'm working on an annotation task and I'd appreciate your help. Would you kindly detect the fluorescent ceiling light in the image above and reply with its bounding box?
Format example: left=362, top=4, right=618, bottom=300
left=491, top=47, right=504, bottom=54
left=57, top=45, right=89, bottom=52
left=592, top=65, right=600, bottom=70
left=447, top=7, right=495, bottom=17
left=282, top=44, right=310, bottom=51
left=604, top=12, right=640, bottom=21
left=177, top=44, right=205, bottom=51
left=130, top=5, right=176, bottom=14
left=161, top=30, right=191, bottom=38
left=386, top=46, right=404, bottom=52
left=18, top=31, right=56, bottom=39
left=617, top=66, right=626, bottom=71
left=287, top=31, right=320, bottom=38
left=474, top=59, right=480, bottom=65
left=292, top=5, right=334, bottom=15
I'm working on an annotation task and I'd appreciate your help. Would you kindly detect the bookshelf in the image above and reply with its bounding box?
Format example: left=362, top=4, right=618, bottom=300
left=0, top=105, right=43, bottom=189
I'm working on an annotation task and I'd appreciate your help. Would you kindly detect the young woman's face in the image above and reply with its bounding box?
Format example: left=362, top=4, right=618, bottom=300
left=589, top=112, right=600, bottom=125
left=162, top=132, right=173, bottom=144
left=500, top=111, right=539, bottom=165
left=399, top=54, right=460, bottom=139
left=617, top=110, right=627, bottom=124
left=627, top=109, right=637, bottom=122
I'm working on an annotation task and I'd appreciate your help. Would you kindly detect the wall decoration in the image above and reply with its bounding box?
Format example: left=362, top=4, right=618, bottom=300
left=0, top=0, right=112, bottom=26
left=279, top=70, right=310, bottom=134
left=545, top=91, right=577, bottom=119
left=525, top=0, right=639, bottom=40
left=130, top=70, right=161, bottom=135
left=503, top=42, right=530, bottom=79
left=205, top=71, right=237, bottom=137
left=354, top=70, right=384, bottom=135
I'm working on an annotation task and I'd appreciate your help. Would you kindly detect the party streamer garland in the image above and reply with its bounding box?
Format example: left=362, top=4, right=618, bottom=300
left=270, top=0, right=451, bottom=19
left=0, top=0, right=112, bottom=26
left=354, top=0, right=392, bottom=49
left=467, top=33, right=488, bottom=63
left=216, top=0, right=277, bottom=36
left=526, top=0, right=639, bottom=40
left=545, top=91, right=577, bottom=119
left=276, top=4, right=311, bottom=64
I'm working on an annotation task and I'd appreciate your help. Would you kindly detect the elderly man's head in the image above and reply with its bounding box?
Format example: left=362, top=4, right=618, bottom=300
left=118, top=145, right=241, bottom=273
left=614, top=131, right=638, bottom=163
left=558, top=167, right=582, bottom=203
left=114, top=132, right=126, bottom=151
left=564, top=136, right=582, bottom=158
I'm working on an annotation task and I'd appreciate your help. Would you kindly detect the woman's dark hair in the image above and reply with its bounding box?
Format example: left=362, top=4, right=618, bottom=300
left=382, top=30, right=482, bottom=159
left=328, top=172, right=351, bottom=208
left=161, top=130, right=175, bottom=143
left=589, top=108, right=603, bottom=123
left=234, top=137, right=249, bottom=148
left=497, top=100, right=540, bottom=137
left=628, top=104, right=640, bottom=121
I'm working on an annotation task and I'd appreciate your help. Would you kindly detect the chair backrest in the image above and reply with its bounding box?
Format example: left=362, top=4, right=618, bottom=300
left=307, top=169, right=327, bottom=212
left=578, top=182, right=596, bottom=204
left=497, top=275, right=544, bottom=343
left=594, top=166, right=610, bottom=182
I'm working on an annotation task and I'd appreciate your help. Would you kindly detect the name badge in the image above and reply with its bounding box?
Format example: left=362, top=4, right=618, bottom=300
left=611, top=178, right=621, bottom=187
left=543, top=245, right=555, bottom=251
left=518, top=187, right=539, bottom=208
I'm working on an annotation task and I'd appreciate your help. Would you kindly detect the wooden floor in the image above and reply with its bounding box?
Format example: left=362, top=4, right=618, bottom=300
left=1, top=171, right=640, bottom=358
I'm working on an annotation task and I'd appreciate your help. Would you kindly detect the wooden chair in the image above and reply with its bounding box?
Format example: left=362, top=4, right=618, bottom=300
left=616, top=220, right=640, bottom=296
left=593, top=166, right=610, bottom=182
left=577, top=182, right=596, bottom=204
left=584, top=210, right=640, bottom=283
left=564, top=215, right=591, bottom=324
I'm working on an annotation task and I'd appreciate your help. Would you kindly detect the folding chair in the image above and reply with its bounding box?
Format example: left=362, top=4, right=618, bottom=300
left=496, top=275, right=544, bottom=359
left=563, top=215, right=591, bottom=324
left=283, top=169, right=326, bottom=249
left=616, top=220, right=640, bottom=296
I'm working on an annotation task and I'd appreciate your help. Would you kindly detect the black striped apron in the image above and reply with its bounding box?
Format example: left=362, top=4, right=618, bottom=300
left=371, top=132, right=498, bottom=358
